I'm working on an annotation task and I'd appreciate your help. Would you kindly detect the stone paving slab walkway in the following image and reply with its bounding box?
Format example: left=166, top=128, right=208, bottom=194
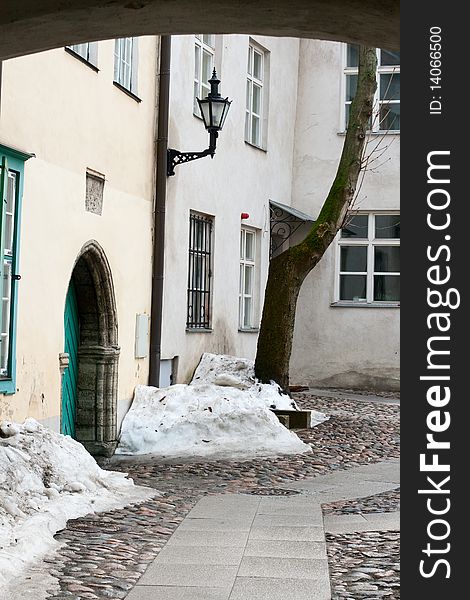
left=125, top=460, right=399, bottom=600
left=324, top=511, right=400, bottom=534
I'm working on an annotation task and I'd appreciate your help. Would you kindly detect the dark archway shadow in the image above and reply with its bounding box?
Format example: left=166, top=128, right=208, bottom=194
left=0, top=0, right=399, bottom=61
left=70, top=240, right=120, bottom=457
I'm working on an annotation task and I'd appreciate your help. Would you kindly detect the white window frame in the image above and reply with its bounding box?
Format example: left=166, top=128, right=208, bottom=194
left=114, top=37, right=138, bottom=95
left=1, top=171, right=16, bottom=377
left=342, top=46, right=400, bottom=133
left=194, top=35, right=216, bottom=115
left=334, top=212, right=400, bottom=306
left=239, top=227, right=258, bottom=329
left=245, top=41, right=268, bottom=149
left=65, top=42, right=99, bottom=68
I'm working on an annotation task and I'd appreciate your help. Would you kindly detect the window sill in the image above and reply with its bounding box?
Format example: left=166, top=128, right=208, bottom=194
left=238, top=328, right=259, bottom=333
left=64, top=47, right=99, bottom=72
left=0, top=378, right=16, bottom=394
left=331, top=301, right=400, bottom=308
left=186, top=327, right=213, bottom=333
left=113, top=81, right=142, bottom=103
left=337, top=130, right=400, bottom=137
left=244, top=140, right=267, bottom=153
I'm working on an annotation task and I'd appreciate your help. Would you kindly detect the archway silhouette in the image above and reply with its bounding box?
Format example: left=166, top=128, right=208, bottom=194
left=0, top=0, right=399, bottom=61
left=66, top=240, right=120, bottom=457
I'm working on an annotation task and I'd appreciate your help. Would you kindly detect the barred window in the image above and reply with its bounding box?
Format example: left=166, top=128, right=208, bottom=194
left=187, top=212, right=213, bottom=329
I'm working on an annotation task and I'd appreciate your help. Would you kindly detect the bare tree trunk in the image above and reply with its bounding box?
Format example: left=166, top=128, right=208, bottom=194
left=255, top=46, right=377, bottom=391
left=254, top=250, right=303, bottom=391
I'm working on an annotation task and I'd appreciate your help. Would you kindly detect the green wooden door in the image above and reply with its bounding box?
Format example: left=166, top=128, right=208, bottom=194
left=61, top=280, right=79, bottom=437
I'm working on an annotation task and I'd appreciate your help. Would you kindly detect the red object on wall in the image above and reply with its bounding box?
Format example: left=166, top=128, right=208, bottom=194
left=241, top=212, right=250, bottom=220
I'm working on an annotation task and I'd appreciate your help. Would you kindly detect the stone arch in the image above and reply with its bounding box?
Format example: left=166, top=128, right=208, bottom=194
left=0, top=0, right=399, bottom=61
left=70, top=240, right=120, bottom=456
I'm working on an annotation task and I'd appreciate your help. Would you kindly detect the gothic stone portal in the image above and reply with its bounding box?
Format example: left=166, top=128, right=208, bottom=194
left=71, top=241, right=120, bottom=457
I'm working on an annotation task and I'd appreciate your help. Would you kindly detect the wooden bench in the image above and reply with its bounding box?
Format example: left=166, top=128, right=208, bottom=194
left=271, top=409, right=312, bottom=429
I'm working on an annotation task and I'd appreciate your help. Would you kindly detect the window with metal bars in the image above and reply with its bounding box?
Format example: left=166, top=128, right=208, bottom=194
left=187, top=212, right=213, bottom=329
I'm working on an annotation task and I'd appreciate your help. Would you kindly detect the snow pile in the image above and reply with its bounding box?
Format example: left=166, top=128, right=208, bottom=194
left=190, top=352, right=298, bottom=409
left=0, top=419, right=154, bottom=590
left=116, top=383, right=312, bottom=457
left=191, top=353, right=328, bottom=427
left=117, top=353, right=329, bottom=458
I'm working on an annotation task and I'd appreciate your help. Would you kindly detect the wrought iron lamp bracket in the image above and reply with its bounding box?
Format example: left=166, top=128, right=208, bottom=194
left=167, top=147, right=213, bottom=176
left=167, top=131, right=218, bottom=176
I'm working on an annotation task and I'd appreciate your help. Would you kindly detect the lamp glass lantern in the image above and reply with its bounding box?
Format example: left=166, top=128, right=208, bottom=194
left=197, top=69, right=231, bottom=133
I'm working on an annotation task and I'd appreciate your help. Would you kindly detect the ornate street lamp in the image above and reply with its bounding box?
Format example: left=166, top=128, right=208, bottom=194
left=167, top=69, right=232, bottom=176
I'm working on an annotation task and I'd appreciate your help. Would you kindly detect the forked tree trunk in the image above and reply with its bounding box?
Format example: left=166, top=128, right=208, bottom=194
left=255, top=46, right=378, bottom=391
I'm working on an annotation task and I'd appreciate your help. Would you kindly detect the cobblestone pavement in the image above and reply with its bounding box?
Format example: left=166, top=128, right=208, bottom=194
left=322, top=489, right=400, bottom=515
left=326, top=531, right=400, bottom=599
left=316, top=389, right=400, bottom=400
left=43, top=392, right=399, bottom=600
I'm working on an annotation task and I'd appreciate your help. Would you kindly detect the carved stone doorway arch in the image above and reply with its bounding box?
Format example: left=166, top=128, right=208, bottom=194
left=68, top=240, right=120, bottom=457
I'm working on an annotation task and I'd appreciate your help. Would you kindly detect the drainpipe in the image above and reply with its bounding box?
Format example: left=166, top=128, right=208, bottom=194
left=149, top=35, right=171, bottom=387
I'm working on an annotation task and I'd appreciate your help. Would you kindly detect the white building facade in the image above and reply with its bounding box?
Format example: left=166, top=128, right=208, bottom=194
left=0, top=37, right=159, bottom=454
left=161, top=34, right=300, bottom=384
left=163, top=36, right=400, bottom=391
left=290, top=40, right=400, bottom=390
left=0, top=33, right=399, bottom=451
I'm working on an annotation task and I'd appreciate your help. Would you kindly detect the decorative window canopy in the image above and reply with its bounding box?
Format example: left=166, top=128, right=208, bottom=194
left=269, top=200, right=314, bottom=258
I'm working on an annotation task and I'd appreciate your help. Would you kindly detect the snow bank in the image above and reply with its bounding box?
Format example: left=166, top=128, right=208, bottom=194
left=116, top=353, right=328, bottom=457
left=191, top=352, right=298, bottom=410
left=0, top=419, right=154, bottom=590
left=116, top=383, right=311, bottom=457
left=191, top=353, right=329, bottom=428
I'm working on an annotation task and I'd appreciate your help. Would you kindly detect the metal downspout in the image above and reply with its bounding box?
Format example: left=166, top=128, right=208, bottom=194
left=149, top=35, right=171, bottom=387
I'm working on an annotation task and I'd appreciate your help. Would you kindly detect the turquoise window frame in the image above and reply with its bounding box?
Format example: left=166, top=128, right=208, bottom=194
left=0, top=143, right=32, bottom=395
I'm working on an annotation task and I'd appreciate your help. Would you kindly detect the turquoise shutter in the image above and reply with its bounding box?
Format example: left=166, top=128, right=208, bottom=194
left=0, top=156, right=8, bottom=340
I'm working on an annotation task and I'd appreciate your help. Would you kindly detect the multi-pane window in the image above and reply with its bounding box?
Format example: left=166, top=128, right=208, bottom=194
left=66, top=42, right=98, bottom=67
left=337, top=213, right=400, bottom=304
left=344, top=46, right=400, bottom=132
left=1, top=169, right=16, bottom=377
left=114, top=38, right=138, bottom=94
left=239, top=228, right=257, bottom=329
left=0, top=147, right=30, bottom=392
left=245, top=44, right=264, bottom=147
left=187, top=212, right=213, bottom=329
left=194, top=35, right=215, bottom=114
